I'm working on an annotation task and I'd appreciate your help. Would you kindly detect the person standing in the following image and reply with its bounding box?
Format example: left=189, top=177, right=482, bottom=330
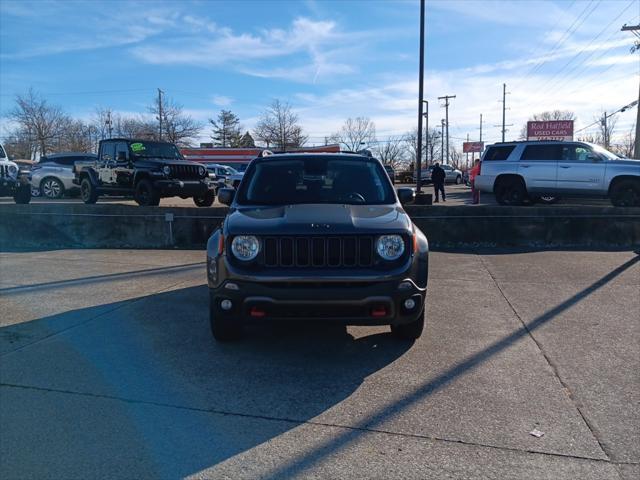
left=469, top=159, right=481, bottom=205
left=431, top=163, right=446, bottom=203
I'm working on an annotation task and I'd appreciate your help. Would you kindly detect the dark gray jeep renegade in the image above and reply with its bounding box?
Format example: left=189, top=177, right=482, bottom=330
left=206, top=153, right=429, bottom=341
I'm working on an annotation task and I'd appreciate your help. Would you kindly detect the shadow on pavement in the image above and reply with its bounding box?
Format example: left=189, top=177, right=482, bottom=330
left=0, top=284, right=412, bottom=479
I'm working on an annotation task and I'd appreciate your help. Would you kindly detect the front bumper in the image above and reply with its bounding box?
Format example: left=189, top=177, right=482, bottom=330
left=0, top=178, right=20, bottom=194
left=153, top=179, right=214, bottom=197
left=209, top=277, right=425, bottom=326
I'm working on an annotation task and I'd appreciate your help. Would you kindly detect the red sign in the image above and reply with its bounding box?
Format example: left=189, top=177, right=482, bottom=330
left=527, top=120, right=574, bottom=141
left=463, top=141, right=484, bottom=153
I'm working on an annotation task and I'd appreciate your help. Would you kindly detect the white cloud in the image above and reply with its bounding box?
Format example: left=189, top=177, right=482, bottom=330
left=212, top=95, right=233, bottom=107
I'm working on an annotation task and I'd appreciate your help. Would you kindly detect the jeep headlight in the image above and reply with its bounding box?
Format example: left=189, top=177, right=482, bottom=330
left=198, top=166, right=206, bottom=177
left=8, top=165, right=18, bottom=175
left=376, top=235, right=405, bottom=261
left=231, top=235, right=260, bottom=261
left=162, top=165, right=171, bottom=176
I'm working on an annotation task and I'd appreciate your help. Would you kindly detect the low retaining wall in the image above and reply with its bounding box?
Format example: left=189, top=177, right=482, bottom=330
left=1, top=204, right=639, bottom=250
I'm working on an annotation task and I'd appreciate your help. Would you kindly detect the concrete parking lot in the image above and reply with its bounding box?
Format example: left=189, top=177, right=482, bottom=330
left=0, top=249, right=638, bottom=479
left=0, top=184, right=611, bottom=207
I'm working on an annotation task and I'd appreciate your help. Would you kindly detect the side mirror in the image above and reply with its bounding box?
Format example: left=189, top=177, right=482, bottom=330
left=218, top=187, right=236, bottom=206
left=117, top=151, right=127, bottom=161
left=587, top=154, right=601, bottom=162
left=396, top=187, right=415, bottom=205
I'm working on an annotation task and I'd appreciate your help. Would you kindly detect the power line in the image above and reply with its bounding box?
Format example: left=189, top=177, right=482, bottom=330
left=0, top=88, right=150, bottom=97
left=537, top=0, right=636, bottom=93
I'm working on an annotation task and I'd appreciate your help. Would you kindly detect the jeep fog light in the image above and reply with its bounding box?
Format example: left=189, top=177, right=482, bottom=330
left=220, top=299, right=233, bottom=310
left=376, top=235, right=404, bottom=260
left=404, top=298, right=416, bottom=310
left=231, top=235, right=260, bottom=261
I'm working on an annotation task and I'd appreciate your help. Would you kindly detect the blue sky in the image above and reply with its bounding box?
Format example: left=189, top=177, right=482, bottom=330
left=0, top=0, right=638, bottom=148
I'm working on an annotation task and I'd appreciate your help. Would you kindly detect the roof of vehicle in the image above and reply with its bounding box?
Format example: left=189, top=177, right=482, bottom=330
left=255, top=152, right=374, bottom=162
left=101, top=138, right=175, bottom=144
left=42, top=152, right=98, bottom=158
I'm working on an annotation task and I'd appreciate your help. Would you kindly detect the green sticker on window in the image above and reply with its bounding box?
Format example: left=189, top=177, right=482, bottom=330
left=130, top=142, right=146, bottom=152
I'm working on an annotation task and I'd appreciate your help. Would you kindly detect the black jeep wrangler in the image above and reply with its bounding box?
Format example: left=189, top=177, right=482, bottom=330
left=73, top=138, right=216, bottom=206
left=0, top=144, right=31, bottom=204
left=206, top=153, right=429, bottom=341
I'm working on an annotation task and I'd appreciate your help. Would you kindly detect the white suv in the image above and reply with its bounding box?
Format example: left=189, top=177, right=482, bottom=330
left=475, top=141, right=640, bottom=206
left=0, top=143, right=31, bottom=204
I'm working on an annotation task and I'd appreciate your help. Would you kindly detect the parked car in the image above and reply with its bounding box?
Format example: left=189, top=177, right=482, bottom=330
left=0, top=143, right=31, bottom=204
left=383, top=164, right=396, bottom=184
left=413, top=164, right=463, bottom=185
left=474, top=141, right=640, bottom=206
left=206, top=152, right=429, bottom=341
left=73, top=138, right=216, bottom=207
left=31, top=152, right=98, bottom=199
left=205, top=163, right=239, bottom=186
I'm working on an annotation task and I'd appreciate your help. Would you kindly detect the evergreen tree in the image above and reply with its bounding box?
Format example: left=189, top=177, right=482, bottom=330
left=210, top=110, right=241, bottom=147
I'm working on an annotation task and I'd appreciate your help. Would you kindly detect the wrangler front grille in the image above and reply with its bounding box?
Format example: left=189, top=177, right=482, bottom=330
left=0, top=165, right=9, bottom=178
left=170, top=164, right=202, bottom=180
left=261, top=236, right=374, bottom=268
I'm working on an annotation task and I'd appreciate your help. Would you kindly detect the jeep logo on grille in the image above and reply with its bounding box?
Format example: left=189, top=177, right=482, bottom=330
left=310, top=223, right=331, bottom=229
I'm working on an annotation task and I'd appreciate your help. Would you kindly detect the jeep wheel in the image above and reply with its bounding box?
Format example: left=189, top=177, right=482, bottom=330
left=41, top=177, right=64, bottom=199
left=80, top=178, right=98, bottom=204
left=13, top=184, right=31, bottom=204
left=391, top=311, right=424, bottom=340
left=495, top=179, right=527, bottom=206
left=210, top=303, right=242, bottom=342
left=194, top=191, right=215, bottom=207
left=134, top=179, right=160, bottom=206
left=455, top=175, right=462, bottom=185
left=611, top=179, right=640, bottom=207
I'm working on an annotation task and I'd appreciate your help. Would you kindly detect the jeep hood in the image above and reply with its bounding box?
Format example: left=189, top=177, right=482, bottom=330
left=226, top=204, right=412, bottom=235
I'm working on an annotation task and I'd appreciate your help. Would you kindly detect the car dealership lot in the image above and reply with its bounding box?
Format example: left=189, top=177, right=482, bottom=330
left=1, top=249, right=637, bottom=479
left=0, top=183, right=612, bottom=207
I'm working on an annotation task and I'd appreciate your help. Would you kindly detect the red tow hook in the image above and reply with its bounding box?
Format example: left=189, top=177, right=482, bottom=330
left=250, top=307, right=266, bottom=318
left=371, top=306, right=388, bottom=317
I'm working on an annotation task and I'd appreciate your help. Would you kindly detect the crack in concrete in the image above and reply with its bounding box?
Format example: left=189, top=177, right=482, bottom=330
left=476, top=253, right=613, bottom=464
left=0, top=381, right=619, bottom=466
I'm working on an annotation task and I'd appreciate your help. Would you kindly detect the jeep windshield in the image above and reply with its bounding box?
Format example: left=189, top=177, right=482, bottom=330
left=129, top=141, right=183, bottom=160
left=237, top=157, right=395, bottom=206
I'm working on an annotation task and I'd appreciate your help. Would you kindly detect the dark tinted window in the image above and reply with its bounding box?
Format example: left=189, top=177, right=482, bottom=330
left=237, top=157, right=394, bottom=206
left=0, top=145, right=6, bottom=158
left=101, top=142, right=116, bottom=161
left=115, top=142, right=128, bottom=160
left=521, top=145, right=562, bottom=161
left=128, top=141, right=181, bottom=159
left=55, top=157, right=77, bottom=166
left=483, top=145, right=515, bottom=161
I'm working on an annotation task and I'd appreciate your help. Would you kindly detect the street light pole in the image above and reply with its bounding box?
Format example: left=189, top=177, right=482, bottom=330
left=422, top=100, right=429, bottom=165
left=416, top=0, right=425, bottom=194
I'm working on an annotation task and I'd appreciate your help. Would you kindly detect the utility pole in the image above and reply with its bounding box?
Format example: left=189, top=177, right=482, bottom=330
left=416, top=0, right=425, bottom=193
left=478, top=113, right=485, bottom=142
left=440, top=119, right=445, bottom=163
left=105, top=109, right=113, bottom=139
left=157, top=88, right=164, bottom=140
left=500, top=83, right=510, bottom=142
left=622, top=24, right=640, bottom=158
left=466, top=133, right=469, bottom=168
left=438, top=94, right=456, bottom=164
left=601, top=112, right=608, bottom=148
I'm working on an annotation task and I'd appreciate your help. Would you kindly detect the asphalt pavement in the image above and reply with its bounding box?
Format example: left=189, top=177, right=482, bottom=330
left=0, top=249, right=638, bottom=479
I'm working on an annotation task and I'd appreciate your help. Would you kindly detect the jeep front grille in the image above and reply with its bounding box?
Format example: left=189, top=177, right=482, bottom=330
left=170, top=164, right=201, bottom=180
left=0, top=165, right=9, bottom=178
left=261, top=236, right=374, bottom=268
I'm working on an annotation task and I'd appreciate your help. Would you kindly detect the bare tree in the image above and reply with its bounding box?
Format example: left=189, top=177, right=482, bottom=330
left=373, top=136, right=407, bottom=169
left=254, top=100, right=307, bottom=151
left=149, top=95, right=202, bottom=146
left=210, top=110, right=241, bottom=147
left=404, top=127, right=441, bottom=169
left=329, top=117, right=376, bottom=151
left=596, top=110, right=617, bottom=149
left=8, top=88, right=67, bottom=157
left=519, top=110, right=576, bottom=139
left=610, top=124, right=635, bottom=157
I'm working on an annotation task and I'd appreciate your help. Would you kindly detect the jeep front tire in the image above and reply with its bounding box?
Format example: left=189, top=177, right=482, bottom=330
left=210, top=302, right=242, bottom=341
left=194, top=191, right=215, bottom=207
left=134, top=179, right=160, bottom=206
left=391, top=311, right=425, bottom=340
